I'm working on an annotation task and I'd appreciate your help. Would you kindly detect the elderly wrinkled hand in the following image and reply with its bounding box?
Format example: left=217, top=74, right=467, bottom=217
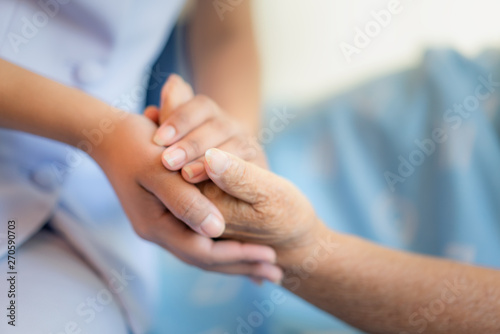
left=199, top=148, right=327, bottom=261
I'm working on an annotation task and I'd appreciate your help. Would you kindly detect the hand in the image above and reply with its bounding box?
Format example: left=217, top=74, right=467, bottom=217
left=93, top=113, right=283, bottom=282
left=199, top=148, right=328, bottom=264
left=144, top=74, right=267, bottom=184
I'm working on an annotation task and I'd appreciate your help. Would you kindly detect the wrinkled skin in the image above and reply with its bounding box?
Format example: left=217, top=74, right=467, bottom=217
left=199, top=149, right=326, bottom=254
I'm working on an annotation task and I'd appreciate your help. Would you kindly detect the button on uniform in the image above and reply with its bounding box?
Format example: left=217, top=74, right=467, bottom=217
left=74, top=60, right=106, bottom=85
left=30, top=163, right=61, bottom=192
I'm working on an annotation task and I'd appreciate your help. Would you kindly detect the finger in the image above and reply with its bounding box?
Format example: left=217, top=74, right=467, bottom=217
left=182, top=160, right=207, bottom=183
left=154, top=95, right=220, bottom=146
left=148, top=171, right=225, bottom=238
left=208, top=239, right=278, bottom=264
left=197, top=181, right=256, bottom=229
left=204, top=148, right=274, bottom=204
left=181, top=136, right=263, bottom=183
left=203, top=262, right=283, bottom=283
left=159, top=74, right=194, bottom=123
left=154, top=74, right=194, bottom=145
left=144, top=105, right=159, bottom=124
left=151, top=211, right=279, bottom=266
left=161, top=118, right=238, bottom=170
left=135, top=207, right=280, bottom=283
left=176, top=254, right=282, bottom=283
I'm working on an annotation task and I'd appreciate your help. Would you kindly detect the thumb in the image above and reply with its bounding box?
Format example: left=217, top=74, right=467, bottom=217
left=204, top=148, right=272, bottom=204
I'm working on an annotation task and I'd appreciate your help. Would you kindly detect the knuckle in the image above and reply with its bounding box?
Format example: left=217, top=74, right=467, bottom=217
left=199, top=256, right=215, bottom=268
left=209, top=118, right=226, bottom=133
left=232, top=135, right=258, bottom=160
left=252, top=198, right=283, bottom=229
left=182, top=256, right=208, bottom=269
left=255, top=182, right=291, bottom=222
left=187, top=254, right=214, bottom=269
left=201, top=182, right=223, bottom=200
left=251, top=206, right=270, bottom=223
left=174, top=192, right=200, bottom=220
left=226, top=163, right=267, bottom=203
left=195, top=95, right=217, bottom=115
left=254, top=185, right=283, bottom=212
left=171, top=108, right=191, bottom=129
left=234, top=135, right=261, bottom=161
left=252, top=190, right=269, bottom=205
left=225, top=161, right=248, bottom=188
left=133, top=223, right=152, bottom=241
left=183, top=137, right=201, bottom=156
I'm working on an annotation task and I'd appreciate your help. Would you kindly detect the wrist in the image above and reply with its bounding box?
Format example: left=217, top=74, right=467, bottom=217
left=277, top=220, right=337, bottom=271
left=86, top=107, right=131, bottom=166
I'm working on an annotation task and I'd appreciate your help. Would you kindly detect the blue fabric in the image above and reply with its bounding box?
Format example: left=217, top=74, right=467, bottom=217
left=262, top=49, right=500, bottom=332
left=148, top=23, right=362, bottom=334
left=151, top=48, right=500, bottom=333
left=145, top=25, right=191, bottom=108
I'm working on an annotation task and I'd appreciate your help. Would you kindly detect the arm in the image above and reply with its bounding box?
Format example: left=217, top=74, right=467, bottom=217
left=147, top=1, right=263, bottom=183
left=0, top=58, right=281, bottom=282
left=200, top=148, right=500, bottom=333
left=188, top=0, right=261, bottom=134
left=282, top=228, right=500, bottom=334
left=0, top=58, right=120, bottom=152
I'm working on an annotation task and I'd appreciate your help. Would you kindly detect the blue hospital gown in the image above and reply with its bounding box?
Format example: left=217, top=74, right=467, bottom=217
left=154, top=49, right=500, bottom=333
left=263, top=48, right=500, bottom=333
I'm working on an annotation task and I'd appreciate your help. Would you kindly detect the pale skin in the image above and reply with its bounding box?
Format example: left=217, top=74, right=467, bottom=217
left=0, top=2, right=283, bottom=282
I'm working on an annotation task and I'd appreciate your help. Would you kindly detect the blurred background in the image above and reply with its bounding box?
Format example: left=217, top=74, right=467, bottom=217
left=252, top=0, right=500, bottom=107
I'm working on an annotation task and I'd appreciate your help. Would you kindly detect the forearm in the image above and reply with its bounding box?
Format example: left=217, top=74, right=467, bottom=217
left=280, top=224, right=500, bottom=333
left=188, top=0, right=261, bottom=134
left=0, top=58, right=123, bottom=155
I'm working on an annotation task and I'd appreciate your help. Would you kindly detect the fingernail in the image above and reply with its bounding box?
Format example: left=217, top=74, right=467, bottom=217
left=154, top=125, right=176, bottom=146
left=205, top=149, right=229, bottom=175
left=163, top=148, right=186, bottom=168
left=183, top=162, right=205, bottom=179
left=200, top=213, right=224, bottom=237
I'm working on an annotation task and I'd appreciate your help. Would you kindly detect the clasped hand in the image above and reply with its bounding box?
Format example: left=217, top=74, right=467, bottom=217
left=99, top=75, right=325, bottom=284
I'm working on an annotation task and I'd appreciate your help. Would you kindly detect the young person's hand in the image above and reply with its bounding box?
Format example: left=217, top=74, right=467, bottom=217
left=144, top=75, right=267, bottom=184
left=0, top=58, right=282, bottom=282
left=92, top=113, right=282, bottom=283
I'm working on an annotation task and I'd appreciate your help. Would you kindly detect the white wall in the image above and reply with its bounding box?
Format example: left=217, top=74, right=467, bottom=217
left=253, top=0, right=500, bottom=107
